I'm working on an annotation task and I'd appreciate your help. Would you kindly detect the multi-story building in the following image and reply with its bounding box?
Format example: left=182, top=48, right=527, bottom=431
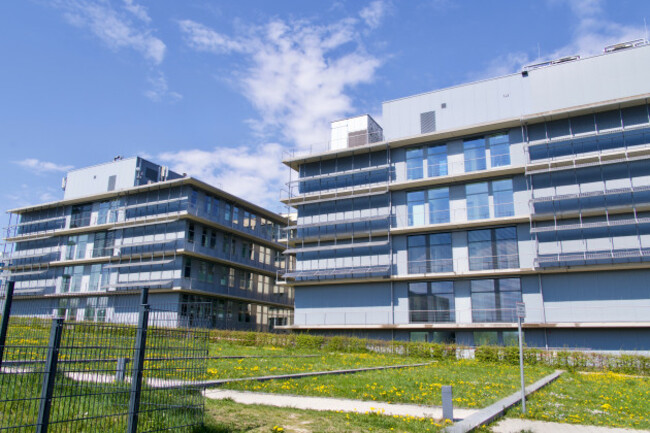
left=2, top=156, right=292, bottom=330
left=280, top=40, right=650, bottom=350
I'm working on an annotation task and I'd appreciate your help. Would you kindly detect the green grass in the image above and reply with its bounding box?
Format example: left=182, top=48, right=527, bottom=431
left=506, top=371, right=650, bottom=430
left=207, top=348, right=427, bottom=380
left=220, top=360, right=555, bottom=409
left=201, top=398, right=450, bottom=433
left=0, top=372, right=203, bottom=432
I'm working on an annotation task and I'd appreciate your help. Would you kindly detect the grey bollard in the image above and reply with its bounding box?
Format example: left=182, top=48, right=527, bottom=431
left=442, top=385, right=453, bottom=421
left=116, top=358, right=130, bottom=382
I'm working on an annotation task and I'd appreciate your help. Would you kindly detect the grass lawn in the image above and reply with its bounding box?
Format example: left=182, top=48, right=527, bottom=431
left=207, top=345, right=427, bottom=380
left=506, top=371, right=650, bottom=430
left=201, top=398, right=450, bottom=433
left=220, top=360, right=555, bottom=408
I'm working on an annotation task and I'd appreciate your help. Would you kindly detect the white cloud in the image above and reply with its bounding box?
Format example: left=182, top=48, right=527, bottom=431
left=474, top=0, right=646, bottom=79
left=56, top=0, right=165, bottom=64
left=175, top=4, right=386, bottom=209
left=14, top=159, right=74, bottom=173
left=144, top=72, right=182, bottom=103
left=158, top=143, right=287, bottom=211
left=179, top=12, right=382, bottom=149
left=122, top=0, right=150, bottom=24
left=360, top=0, right=389, bottom=29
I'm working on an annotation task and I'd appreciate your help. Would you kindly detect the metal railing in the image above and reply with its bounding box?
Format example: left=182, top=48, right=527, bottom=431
left=292, top=304, right=650, bottom=327
left=404, top=153, right=512, bottom=181
left=406, top=253, right=522, bottom=274
left=395, top=201, right=518, bottom=228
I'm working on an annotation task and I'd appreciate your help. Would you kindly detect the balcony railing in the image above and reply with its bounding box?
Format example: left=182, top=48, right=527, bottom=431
left=292, top=304, right=650, bottom=327
left=395, top=201, right=518, bottom=229
left=406, top=254, right=522, bottom=275
left=404, top=153, right=512, bottom=182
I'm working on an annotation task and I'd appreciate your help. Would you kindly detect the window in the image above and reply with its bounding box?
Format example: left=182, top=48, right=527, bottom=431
left=427, top=144, right=448, bottom=177
left=406, top=148, right=423, bottom=180
left=466, top=182, right=489, bottom=220
left=201, top=228, right=209, bottom=247
left=408, top=188, right=449, bottom=226
left=468, top=227, right=518, bottom=270
left=233, top=207, right=240, bottom=224
left=407, top=232, right=452, bottom=273
left=471, top=278, right=521, bottom=322
left=70, top=204, right=92, bottom=228
left=493, top=179, right=514, bottom=217
left=224, top=203, right=231, bottom=222
left=187, top=222, right=195, bottom=243
left=407, top=191, right=426, bottom=226
left=489, top=133, right=510, bottom=167
left=184, top=258, right=192, bottom=278
left=428, top=187, right=450, bottom=224
left=209, top=231, right=217, bottom=249
left=464, top=137, right=486, bottom=172
left=92, top=231, right=114, bottom=257
left=408, top=281, right=455, bottom=323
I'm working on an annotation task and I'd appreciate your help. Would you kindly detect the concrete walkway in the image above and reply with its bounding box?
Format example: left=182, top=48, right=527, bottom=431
left=493, top=419, right=650, bottom=433
left=204, top=388, right=479, bottom=420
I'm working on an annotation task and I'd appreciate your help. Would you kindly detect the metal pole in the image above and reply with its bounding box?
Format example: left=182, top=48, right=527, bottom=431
left=0, top=281, right=15, bottom=367
left=127, top=288, right=150, bottom=433
left=518, top=315, right=526, bottom=414
left=36, top=317, right=64, bottom=433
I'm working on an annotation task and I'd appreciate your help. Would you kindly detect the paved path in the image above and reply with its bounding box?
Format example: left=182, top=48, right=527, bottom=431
left=493, top=419, right=650, bottom=433
left=204, top=389, right=478, bottom=420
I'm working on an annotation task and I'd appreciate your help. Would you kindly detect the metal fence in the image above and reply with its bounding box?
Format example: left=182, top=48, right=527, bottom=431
left=0, top=283, right=208, bottom=432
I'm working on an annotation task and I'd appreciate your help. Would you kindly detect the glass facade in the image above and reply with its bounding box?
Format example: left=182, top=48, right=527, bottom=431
left=468, top=226, right=519, bottom=270
left=466, top=182, right=489, bottom=220
left=471, top=278, right=521, bottom=322
left=407, top=233, right=453, bottom=273
left=408, top=281, right=455, bottom=323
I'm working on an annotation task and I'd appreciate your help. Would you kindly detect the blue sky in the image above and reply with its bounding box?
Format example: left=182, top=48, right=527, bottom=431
left=1, top=0, right=649, bottom=227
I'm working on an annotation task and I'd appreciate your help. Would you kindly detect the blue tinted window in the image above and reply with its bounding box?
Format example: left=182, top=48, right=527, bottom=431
left=428, top=187, right=450, bottom=224
left=407, top=191, right=426, bottom=226
left=406, top=148, right=424, bottom=180
left=427, top=145, right=448, bottom=177
left=466, top=182, right=489, bottom=220
left=489, top=134, right=510, bottom=167
left=492, top=179, right=514, bottom=217
left=464, top=138, right=486, bottom=172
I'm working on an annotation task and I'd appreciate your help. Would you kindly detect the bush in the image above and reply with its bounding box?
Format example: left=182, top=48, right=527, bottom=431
left=475, top=346, right=499, bottom=363
left=295, top=334, right=324, bottom=350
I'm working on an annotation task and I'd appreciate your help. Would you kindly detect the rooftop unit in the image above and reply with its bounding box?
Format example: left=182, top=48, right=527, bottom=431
left=330, top=115, right=384, bottom=151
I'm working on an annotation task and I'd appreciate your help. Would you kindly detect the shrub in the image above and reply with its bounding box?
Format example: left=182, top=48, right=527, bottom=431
left=475, top=346, right=499, bottom=363
left=295, top=334, right=324, bottom=350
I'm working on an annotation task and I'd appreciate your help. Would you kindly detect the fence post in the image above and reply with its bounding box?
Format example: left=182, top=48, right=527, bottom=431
left=0, top=281, right=15, bottom=367
left=36, top=317, right=64, bottom=433
left=115, top=358, right=130, bottom=382
left=442, top=385, right=454, bottom=421
left=127, top=288, right=150, bottom=433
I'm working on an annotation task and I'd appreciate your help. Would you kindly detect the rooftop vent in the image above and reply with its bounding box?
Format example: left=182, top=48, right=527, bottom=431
left=522, top=55, right=580, bottom=72
left=604, top=39, right=648, bottom=53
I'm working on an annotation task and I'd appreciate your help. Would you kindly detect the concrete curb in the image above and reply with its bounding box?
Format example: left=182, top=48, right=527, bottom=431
left=199, top=362, right=434, bottom=388
left=444, top=370, right=564, bottom=433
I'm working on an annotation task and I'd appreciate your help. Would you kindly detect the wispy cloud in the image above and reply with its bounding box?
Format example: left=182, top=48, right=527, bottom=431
left=51, top=0, right=180, bottom=101
left=360, top=0, right=390, bottom=29
left=475, top=0, right=647, bottom=79
left=14, top=159, right=74, bottom=174
left=173, top=3, right=386, bottom=209
left=144, top=72, right=182, bottom=102
left=158, top=143, right=286, bottom=211
left=56, top=0, right=165, bottom=64
left=179, top=10, right=382, bottom=149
